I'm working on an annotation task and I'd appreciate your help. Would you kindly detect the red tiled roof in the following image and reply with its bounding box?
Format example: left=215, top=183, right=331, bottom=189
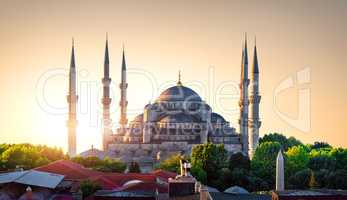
left=34, top=159, right=103, bottom=180
left=88, top=175, right=120, bottom=190
left=122, top=182, right=168, bottom=193
left=102, top=173, right=157, bottom=185
left=34, top=160, right=176, bottom=194
left=150, top=169, right=177, bottom=182
left=50, top=194, right=74, bottom=200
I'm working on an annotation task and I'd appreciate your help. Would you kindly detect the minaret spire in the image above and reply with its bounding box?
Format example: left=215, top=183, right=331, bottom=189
left=104, top=34, right=109, bottom=66
left=119, top=46, right=128, bottom=131
left=239, top=34, right=250, bottom=156
left=102, top=35, right=112, bottom=151
left=70, top=38, right=75, bottom=68
left=67, top=38, right=78, bottom=157
left=248, top=38, right=261, bottom=158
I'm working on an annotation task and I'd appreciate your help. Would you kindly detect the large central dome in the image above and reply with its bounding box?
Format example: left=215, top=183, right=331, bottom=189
left=156, top=85, right=202, bottom=102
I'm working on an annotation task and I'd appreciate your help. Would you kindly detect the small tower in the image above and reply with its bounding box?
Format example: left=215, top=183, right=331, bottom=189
left=67, top=39, right=78, bottom=157
left=248, top=39, right=261, bottom=159
left=102, top=35, right=112, bottom=151
left=276, top=150, right=285, bottom=191
left=239, top=35, right=249, bottom=156
left=119, top=46, right=128, bottom=131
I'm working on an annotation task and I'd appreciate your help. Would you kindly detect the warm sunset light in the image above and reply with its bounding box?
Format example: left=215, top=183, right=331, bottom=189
left=0, top=0, right=346, bottom=198
left=1, top=0, right=345, bottom=153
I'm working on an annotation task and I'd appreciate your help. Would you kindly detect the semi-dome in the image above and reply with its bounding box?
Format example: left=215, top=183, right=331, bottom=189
left=211, top=112, right=226, bottom=123
left=156, top=85, right=202, bottom=102
left=159, top=113, right=199, bottom=123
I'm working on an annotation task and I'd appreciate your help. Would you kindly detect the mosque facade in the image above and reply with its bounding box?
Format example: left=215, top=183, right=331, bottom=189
left=66, top=37, right=261, bottom=169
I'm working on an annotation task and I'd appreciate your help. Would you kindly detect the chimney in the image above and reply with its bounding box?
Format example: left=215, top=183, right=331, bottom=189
left=199, top=184, right=208, bottom=200
left=180, top=159, right=184, bottom=176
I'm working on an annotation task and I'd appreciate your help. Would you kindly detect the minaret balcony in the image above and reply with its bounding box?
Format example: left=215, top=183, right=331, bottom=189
left=102, top=78, right=111, bottom=85
left=66, top=95, right=78, bottom=103
left=249, top=95, right=261, bottom=104
left=102, top=98, right=112, bottom=104
left=119, top=101, right=128, bottom=106
left=119, top=83, right=128, bottom=89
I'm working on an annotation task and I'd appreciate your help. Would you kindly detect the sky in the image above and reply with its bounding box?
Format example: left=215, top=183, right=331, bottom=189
left=0, top=0, right=346, bottom=153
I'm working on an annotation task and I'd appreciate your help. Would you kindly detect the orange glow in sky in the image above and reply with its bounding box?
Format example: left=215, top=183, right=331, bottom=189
left=0, top=0, right=346, bottom=152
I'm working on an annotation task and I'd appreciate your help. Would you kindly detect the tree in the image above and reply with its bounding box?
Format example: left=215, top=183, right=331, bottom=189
left=326, top=169, right=347, bottom=189
left=1, top=145, right=41, bottom=169
left=313, top=169, right=329, bottom=188
left=330, top=148, right=347, bottom=170
left=72, top=156, right=126, bottom=173
left=191, top=165, right=207, bottom=184
left=285, top=145, right=310, bottom=176
left=288, top=169, right=311, bottom=189
left=80, top=180, right=101, bottom=198
left=156, top=154, right=184, bottom=173
left=0, top=144, right=66, bottom=170
left=311, top=142, right=332, bottom=149
left=251, top=141, right=281, bottom=189
left=309, top=149, right=336, bottom=171
left=102, top=157, right=126, bottom=173
left=191, top=143, right=227, bottom=190
left=128, top=161, right=141, bottom=173
left=259, top=133, right=302, bottom=151
left=229, top=152, right=250, bottom=171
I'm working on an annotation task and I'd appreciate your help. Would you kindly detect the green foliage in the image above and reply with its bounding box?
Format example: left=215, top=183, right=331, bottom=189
left=313, top=169, right=329, bottom=188
left=330, top=148, right=347, bottom=170
left=155, top=134, right=347, bottom=192
left=286, top=145, right=310, bottom=176
left=251, top=141, right=281, bottom=189
left=309, top=149, right=336, bottom=171
left=0, top=143, right=65, bottom=170
left=259, top=133, right=302, bottom=151
left=191, top=143, right=227, bottom=191
left=288, top=169, right=312, bottom=189
left=325, top=169, right=347, bottom=189
left=191, top=165, right=207, bottom=184
left=80, top=180, right=102, bottom=198
left=311, top=142, right=332, bottom=149
left=156, top=154, right=184, bottom=173
left=128, top=161, right=141, bottom=173
left=229, top=152, right=250, bottom=171
left=72, top=156, right=126, bottom=173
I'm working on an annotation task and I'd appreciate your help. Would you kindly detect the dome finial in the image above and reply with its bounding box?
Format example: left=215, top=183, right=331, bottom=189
left=177, top=70, right=182, bottom=86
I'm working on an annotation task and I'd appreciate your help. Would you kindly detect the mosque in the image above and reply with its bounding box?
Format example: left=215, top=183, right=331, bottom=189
left=66, top=36, right=261, bottom=169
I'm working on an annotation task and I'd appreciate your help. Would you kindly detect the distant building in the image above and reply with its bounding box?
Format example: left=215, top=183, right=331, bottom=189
left=68, top=36, right=262, bottom=167
left=272, top=190, right=347, bottom=200
left=0, top=169, right=74, bottom=200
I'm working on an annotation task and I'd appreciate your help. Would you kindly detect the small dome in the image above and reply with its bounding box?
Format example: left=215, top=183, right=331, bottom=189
left=211, top=113, right=226, bottom=123
left=123, top=179, right=143, bottom=187
left=133, top=114, right=143, bottom=122
left=156, top=85, right=202, bottom=102
left=159, top=113, right=198, bottom=123
left=224, top=186, right=249, bottom=194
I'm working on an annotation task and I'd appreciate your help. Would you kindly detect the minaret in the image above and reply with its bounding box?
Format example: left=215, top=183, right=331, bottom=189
left=67, top=39, right=78, bottom=157
left=249, top=39, right=261, bottom=159
left=239, top=35, right=249, bottom=156
left=276, top=150, right=285, bottom=191
left=119, top=46, right=128, bottom=131
left=102, top=36, right=112, bottom=151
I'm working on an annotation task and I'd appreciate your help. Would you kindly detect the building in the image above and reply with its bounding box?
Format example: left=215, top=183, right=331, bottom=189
left=272, top=190, right=347, bottom=200
left=68, top=36, right=261, bottom=167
